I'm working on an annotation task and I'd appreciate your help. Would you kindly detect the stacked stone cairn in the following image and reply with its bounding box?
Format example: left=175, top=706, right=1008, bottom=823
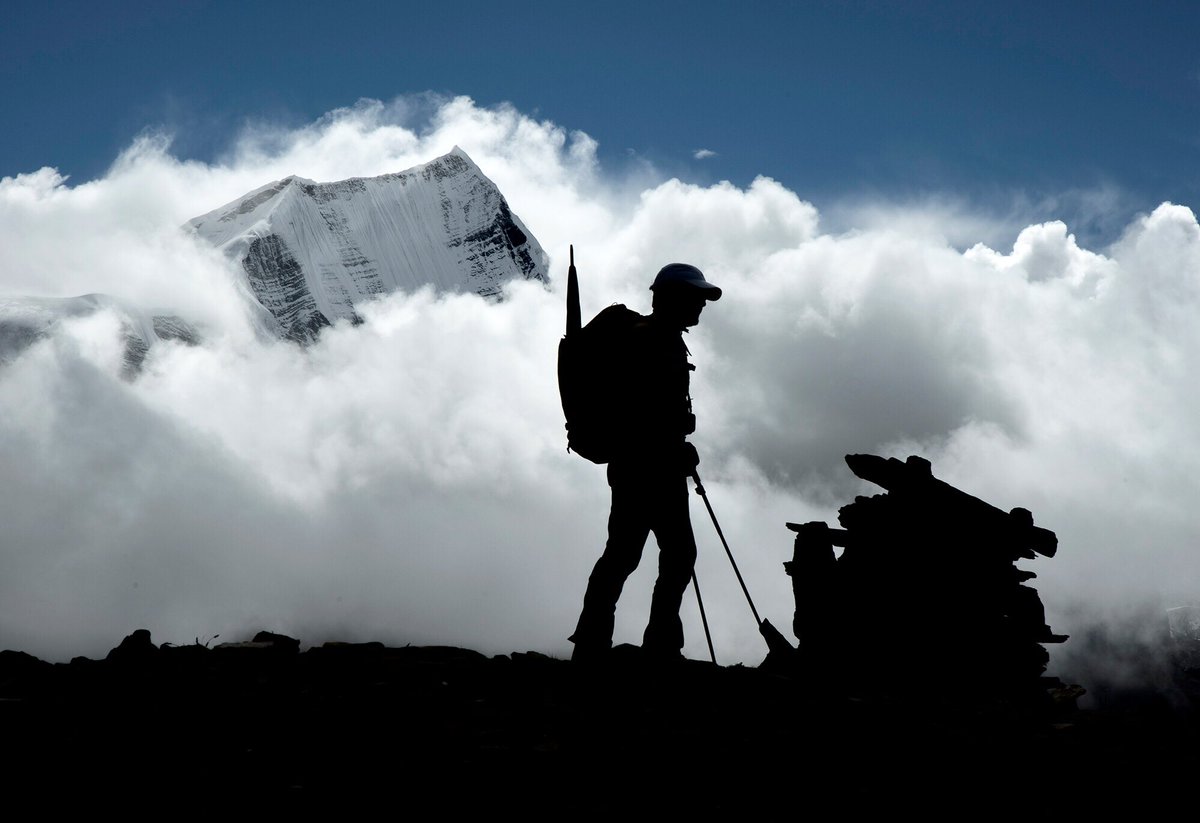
left=785, top=454, right=1066, bottom=700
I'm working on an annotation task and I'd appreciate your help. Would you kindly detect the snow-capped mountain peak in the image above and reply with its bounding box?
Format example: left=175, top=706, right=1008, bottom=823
left=189, top=147, right=548, bottom=342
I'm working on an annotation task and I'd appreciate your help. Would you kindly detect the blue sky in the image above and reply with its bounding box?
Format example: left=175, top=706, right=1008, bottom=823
left=6, top=0, right=1199, bottom=243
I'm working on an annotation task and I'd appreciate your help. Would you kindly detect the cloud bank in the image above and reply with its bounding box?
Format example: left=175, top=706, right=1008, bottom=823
left=1, top=96, right=1197, bottom=677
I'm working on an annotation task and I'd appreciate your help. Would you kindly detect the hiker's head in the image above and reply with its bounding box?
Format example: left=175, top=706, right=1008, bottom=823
left=650, top=263, right=721, bottom=328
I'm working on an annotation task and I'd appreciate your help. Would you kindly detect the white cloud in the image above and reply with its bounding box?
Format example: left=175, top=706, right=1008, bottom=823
left=1, top=95, right=1197, bottom=680
left=693, top=149, right=717, bottom=160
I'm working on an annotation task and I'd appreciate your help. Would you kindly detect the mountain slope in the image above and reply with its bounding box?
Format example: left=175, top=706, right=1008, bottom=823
left=0, top=294, right=197, bottom=377
left=188, top=147, right=548, bottom=342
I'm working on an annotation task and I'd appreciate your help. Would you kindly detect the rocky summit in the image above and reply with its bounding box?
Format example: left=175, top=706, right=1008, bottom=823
left=1, top=629, right=1196, bottom=810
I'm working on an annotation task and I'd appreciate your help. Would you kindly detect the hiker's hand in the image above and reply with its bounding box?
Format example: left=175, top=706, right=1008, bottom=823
left=681, top=442, right=700, bottom=471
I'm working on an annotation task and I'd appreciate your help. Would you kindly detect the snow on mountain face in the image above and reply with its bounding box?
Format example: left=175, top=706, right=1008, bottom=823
left=0, top=294, right=198, bottom=377
left=188, top=147, right=549, bottom=343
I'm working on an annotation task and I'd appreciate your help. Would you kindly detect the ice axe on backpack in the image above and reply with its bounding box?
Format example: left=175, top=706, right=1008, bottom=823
left=691, top=469, right=795, bottom=659
left=565, top=244, right=581, bottom=336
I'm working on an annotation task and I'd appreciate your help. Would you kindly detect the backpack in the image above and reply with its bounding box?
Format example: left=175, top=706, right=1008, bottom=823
left=558, top=303, right=641, bottom=464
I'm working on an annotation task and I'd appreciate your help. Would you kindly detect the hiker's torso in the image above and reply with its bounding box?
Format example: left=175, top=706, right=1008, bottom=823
left=610, top=314, right=694, bottom=466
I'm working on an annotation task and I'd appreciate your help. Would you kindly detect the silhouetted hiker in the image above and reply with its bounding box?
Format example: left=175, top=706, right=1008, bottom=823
left=569, top=263, right=721, bottom=662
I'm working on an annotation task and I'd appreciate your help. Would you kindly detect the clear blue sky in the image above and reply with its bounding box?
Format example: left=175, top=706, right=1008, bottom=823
left=5, top=0, right=1199, bottom=240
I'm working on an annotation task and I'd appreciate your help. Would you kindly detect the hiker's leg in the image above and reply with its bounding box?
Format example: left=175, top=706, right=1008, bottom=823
left=643, top=476, right=697, bottom=654
left=571, top=477, right=651, bottom=650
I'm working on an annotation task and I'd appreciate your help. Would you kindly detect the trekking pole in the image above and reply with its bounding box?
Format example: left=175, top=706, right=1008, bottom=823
left=691, top=470, right=794, bottom=656
left=691, top=571, right=717, bottom=665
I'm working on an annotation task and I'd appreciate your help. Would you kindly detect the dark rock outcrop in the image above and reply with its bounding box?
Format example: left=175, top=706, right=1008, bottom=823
left=784, top=454, right=1069, bottom=704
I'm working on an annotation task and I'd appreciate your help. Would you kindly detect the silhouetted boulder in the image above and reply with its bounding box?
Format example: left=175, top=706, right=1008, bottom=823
left=105, top=629, right=158, bottom=665
left=252, top=631, right=300, bottom=652
left=214, top=630, right=301, bottom=655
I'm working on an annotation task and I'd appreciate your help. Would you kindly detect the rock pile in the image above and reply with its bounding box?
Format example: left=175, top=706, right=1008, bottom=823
left=785, top=454, right=1068, bottom=703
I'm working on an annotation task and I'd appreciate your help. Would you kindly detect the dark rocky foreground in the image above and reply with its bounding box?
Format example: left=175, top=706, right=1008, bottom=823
left=1, top=630, right=1196, bottom=811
